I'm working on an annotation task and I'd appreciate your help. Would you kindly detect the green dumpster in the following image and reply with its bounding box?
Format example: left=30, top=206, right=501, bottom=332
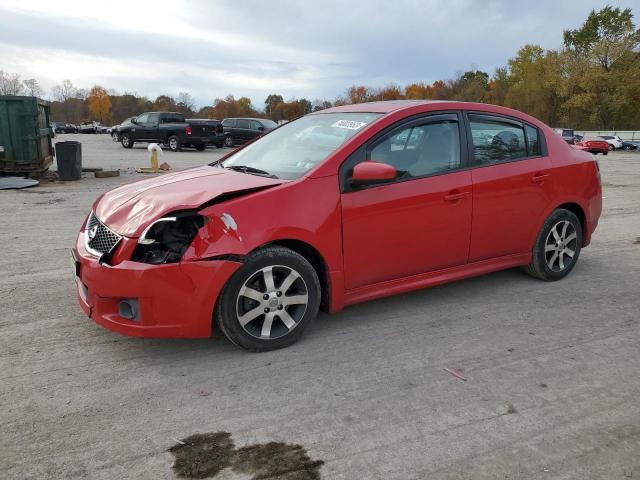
left=0, top=95, right=54, bottom=174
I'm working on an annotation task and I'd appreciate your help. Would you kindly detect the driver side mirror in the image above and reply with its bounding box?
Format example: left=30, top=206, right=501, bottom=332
left=131, top=118, right=139, bottom=125
left=351, top=161, right=397, bottom=186
left=257, top=126, right=265, bottom=132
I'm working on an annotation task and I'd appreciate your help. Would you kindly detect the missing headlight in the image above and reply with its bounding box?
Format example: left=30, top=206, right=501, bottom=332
left=132, top=212, right=206, bottom=264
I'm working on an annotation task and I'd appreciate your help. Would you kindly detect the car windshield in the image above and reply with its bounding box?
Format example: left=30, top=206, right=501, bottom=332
left=219, top=113, right=382, bottom=179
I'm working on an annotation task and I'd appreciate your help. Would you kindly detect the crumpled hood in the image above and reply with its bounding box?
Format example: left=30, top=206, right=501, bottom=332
left=93, top=166, right=283, bottom=237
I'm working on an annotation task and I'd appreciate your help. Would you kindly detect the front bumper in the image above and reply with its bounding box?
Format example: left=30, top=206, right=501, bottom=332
left=73, top=231, right=240, bottom=338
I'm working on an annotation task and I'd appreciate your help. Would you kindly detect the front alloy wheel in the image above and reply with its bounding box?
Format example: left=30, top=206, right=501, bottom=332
left=215, top=247, right=321, bottom=351
left=121, top=134, right=133, bottom=148
left=224, top=135, right=234, bottom=147
left=237, top=265, right=308, bottom=340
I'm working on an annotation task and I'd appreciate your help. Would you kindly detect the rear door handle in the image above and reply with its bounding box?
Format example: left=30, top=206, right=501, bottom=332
left=444, top=191, right=470, bottom=202
left=532, top=173, right=550, bottom=183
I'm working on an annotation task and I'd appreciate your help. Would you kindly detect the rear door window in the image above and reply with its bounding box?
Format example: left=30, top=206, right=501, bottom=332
left=525, top=124, right=541, bottom=156
left=469, top=115, right=527, bottom=164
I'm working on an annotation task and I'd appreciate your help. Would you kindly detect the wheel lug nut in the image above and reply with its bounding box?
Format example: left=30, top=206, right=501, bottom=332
left=264, top=307, right=270, bottom=313
left=276, top=291, right=282, bottom=297
left=278, top=305, right=283, bottom=310
left=263, top=294, right=269, bottom=300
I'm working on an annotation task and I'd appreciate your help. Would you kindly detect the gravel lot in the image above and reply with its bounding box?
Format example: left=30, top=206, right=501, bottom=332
left=1, top=134, right=639, bottom=479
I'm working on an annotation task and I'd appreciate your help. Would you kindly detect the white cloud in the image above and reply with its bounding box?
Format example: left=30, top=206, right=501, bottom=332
left=0, top=0, right=635, bottom=107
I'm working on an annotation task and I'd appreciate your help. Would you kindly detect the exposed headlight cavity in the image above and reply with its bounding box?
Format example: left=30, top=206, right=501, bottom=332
left=132, top=212, right=206, bottom=264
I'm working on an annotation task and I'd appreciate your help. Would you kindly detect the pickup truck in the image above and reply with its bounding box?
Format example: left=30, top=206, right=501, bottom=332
left=118, top=112, right=210, bottom=151
left=187, top=119, right=225, bottom=148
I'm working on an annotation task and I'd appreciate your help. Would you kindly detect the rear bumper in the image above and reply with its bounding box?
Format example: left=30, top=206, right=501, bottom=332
left=73, top=232, right=240, bottom=338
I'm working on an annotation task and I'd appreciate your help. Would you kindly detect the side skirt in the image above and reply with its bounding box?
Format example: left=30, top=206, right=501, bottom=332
left=342, top=252, right=531, bottom=308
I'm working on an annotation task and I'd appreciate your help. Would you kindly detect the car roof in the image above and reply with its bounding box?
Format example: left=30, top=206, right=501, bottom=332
left=316, top=100, right=540, bottom=118
left=225, top=117, right=270, bottom=121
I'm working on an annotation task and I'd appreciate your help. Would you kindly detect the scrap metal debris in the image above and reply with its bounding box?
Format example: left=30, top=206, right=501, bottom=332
left=0, top=176, right=39, bottom=190
left=94, top=170, right=120, bottom=178
left=444, top=368, right=467, bottom=381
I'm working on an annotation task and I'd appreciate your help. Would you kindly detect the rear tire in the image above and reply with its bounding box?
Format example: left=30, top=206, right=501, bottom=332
left=525, top=208, right=582, bottom=281
left=168, top=135, right=181, bottom=152
left=215, top=247, right=321, bottom=352
left=120, top=133, right=133, bottom=149
left=608, top=144, right=614, bottom=151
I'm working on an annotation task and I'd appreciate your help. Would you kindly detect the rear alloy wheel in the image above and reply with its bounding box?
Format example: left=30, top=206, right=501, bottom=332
left=121, top=133, right=133, bottom=149
left=608, top=144, right=614, bottom=151
left=224, top=135, right=234, bottom=148
left=168, top=135, right=181, bottom=152
left=525, top=209, right=582, bottom=281
left=215, top=247, right=321, bottom=351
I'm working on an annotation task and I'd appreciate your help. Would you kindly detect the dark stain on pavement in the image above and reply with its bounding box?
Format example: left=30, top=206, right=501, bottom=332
left=169, top=432, right=235, bottom=479
left=170, top=432, right=324, bottom=479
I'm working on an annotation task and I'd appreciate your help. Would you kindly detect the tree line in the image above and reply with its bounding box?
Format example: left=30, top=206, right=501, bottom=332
left=1, top=6, right=638, bottom=129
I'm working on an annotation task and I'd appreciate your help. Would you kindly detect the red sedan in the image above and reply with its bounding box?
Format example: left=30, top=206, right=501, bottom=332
left=72, top=101, right=602, bottom=351
left=573, top=137, right=610, bottom=155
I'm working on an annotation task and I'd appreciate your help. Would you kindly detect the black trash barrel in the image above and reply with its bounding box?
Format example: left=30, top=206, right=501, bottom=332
left=55, top=141, right=82, bottom=180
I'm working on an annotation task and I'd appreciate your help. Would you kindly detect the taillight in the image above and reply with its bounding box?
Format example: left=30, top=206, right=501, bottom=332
left=185, top=126, right=192, bottom=135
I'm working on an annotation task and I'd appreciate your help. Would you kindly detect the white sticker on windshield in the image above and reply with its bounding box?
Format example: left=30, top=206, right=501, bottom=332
left=331, top=120, right=367, bottom=130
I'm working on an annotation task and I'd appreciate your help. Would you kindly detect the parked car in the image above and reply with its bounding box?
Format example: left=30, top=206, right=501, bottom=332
left=72, top=100, right=602, bottom=351
left=621, top=140, right=639, bottom=151
left=96, top=124, right=111, bottom=134
left=574, top=137, right=609, bottom=155
left=187, top=119, right=225, bottom=148
left=117, top=112, right=210, bottom=151
left=51, top=122, right=66, bottom=134
left=78, top=121, right=98, bottom=134
left=599, top=135, right=623, bottom=151
left=553, top=128, right=575, bottom=144
left=51, top=122, right=77, bottom=134
left=221, top=117, right=278, bottom=147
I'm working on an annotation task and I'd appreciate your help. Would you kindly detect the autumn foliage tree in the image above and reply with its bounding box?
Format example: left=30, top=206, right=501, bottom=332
left=87, top=85, right=112, bottom=124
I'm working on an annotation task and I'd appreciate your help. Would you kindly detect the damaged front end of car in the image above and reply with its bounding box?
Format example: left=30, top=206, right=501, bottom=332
left=131, top=211, right=208, bottom=265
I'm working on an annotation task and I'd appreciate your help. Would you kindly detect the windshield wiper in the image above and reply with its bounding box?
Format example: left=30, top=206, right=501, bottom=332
left=225, top=165, right=278, bottom=178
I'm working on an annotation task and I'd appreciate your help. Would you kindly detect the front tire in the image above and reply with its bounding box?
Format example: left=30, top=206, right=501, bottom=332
left=195, top=143, right=206, bottom=151
left=525, top=209, right=582, bottom=281
left=120, top=133, right=133, bottom=149
left=215, top=247, right=321, bottom=351
left=224, top=135, right=234, bottom=148
left=608, top=144, right=614, bottom=151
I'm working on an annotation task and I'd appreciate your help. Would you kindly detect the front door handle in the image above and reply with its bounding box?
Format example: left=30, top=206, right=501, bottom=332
left=532, top=173, right=550, bottom=184
left=444, top=191, right=470, bottom=202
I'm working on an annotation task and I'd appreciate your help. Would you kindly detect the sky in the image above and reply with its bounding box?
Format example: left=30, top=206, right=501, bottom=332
left=0, top=0, right=635, bottom=109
